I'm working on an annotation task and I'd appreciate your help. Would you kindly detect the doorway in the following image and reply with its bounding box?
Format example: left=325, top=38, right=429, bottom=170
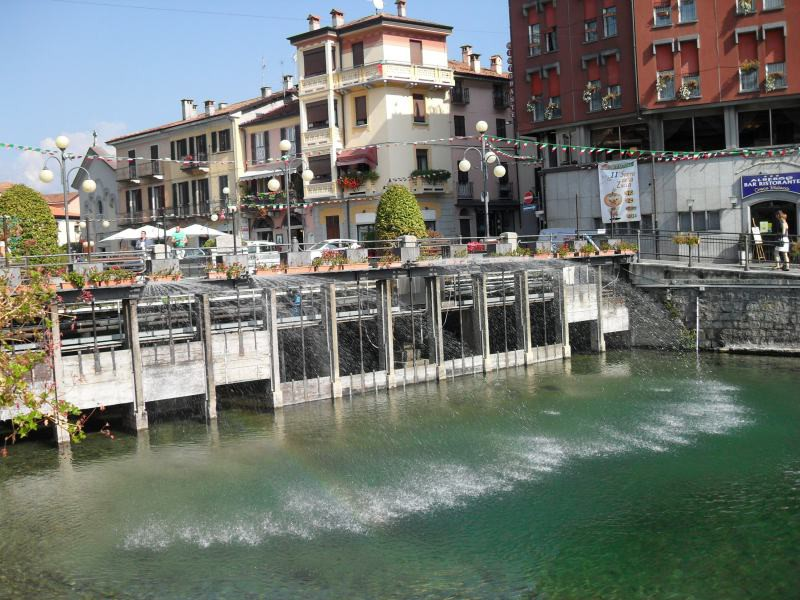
left=749, top=200, right=797, bottom=236
left=326, top=215, right=341, bottom=240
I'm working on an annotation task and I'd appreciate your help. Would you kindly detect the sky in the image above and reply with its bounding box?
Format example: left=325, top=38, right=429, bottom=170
left=0, top=0, right=511, bottom=192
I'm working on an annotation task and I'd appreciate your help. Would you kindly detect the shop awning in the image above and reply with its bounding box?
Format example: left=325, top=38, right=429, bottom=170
left=336, top=147, right=378, bottom=169
left=240, top=168, right=281, bottom=181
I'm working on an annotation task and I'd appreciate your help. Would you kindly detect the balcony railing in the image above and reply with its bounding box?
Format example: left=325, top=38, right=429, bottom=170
left=493, top=89, right=511, bottom=109
left=498, top=183, right=514, bottom=201
left=739, top=68, right=759, bottom=92
left=116, top=164, right=139, bottom=182
left=457, top=182, right=474, bottom=199
left=680, top=75, right=701, bottom=99
left=301, top=127, right=340, bottom=150
left=765, top=62, right=787, bottom=91
left=340, top=181, right=376, bottom=198
left=298, top=73, right=329, bottom=95
left=305, top=181, right=337, bottom=200
left=763, top=0, right=783, bottom=10
left=452, top=87, right=470, bottom=105
left=179, top=154, right=209, bottom=172
left=137, top=160, right=163, bottom=178
left=337, top=62, right=455, bottom=91
left=408, top=177, right=450, bottom=195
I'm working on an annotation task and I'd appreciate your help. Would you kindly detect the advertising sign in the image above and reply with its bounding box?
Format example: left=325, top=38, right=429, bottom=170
left=598, top=160, right=640, bottom=223
left=741, top=172, right=800, bottom=199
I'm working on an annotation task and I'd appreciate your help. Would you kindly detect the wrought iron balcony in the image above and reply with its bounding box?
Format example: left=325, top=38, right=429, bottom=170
left=457, top=182, right=474, bottom=199
left=452, top=87, right=470, bottom=105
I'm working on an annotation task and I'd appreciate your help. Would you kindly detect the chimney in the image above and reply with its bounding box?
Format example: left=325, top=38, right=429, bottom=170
left=331, top=8, right=344, bottom=27
left=308, top=14, right=320, bottom=30
left=204, top=100, right=216, bottom=115
left=460, top=44, right=472, bottom=65
left=395, top=0, right=407, bottom=16
left=490, top=55, right=503, bottom=74
left=261, top=86, right=272, bottom=98
left=283, top=74, right=294, bottom=91
left=218, top=102, right=228, bottom=110
left=470, top=53, right=481, bottom=73
left=181, top=99, right=195, bottom=120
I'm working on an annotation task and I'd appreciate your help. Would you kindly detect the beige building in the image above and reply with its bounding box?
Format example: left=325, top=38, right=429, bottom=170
left=107, top=87, right=297, bottom=243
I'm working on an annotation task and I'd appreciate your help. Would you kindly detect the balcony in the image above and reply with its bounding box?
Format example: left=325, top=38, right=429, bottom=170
left=498, top=182, right=514, bottom=201
left=121, top=210, right=159, bottom=224
left=457, top=182, right=474, bottom=199
left=493, top=89, right=511, bottom=109
left=299, top=73, right=329, bottom=95
left=340, top=181, right=377, bottom=198
left=408, top=177, right=450, bottom=195
left=137, top=160, right=164, bottom=179
left=452, top=87, right=470, bottom=105
left=305, top=181, right=337, bottom=200
left=179, top=154, right=209, bottom=173
left=302, top=127, right=340, bottom=150
left=116, top=164, right=140, bottom=183
left=333, top=62, right=455, bottom=92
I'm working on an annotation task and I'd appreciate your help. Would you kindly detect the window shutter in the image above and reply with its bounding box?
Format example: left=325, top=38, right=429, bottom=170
left=410, top=40, right=423, bottom=65
left=606, top=54, right=620, bottom=84
left=413, top=95, right=426, bottom=121
left=189, top=137, right=195, bottom=158
left=304, top=47, right=326, bottom=77
left=170, top=141, right=176, bottom=160
left=251, top=134, right=257, bottom=164
left=737, top=32, right=757, bottom=61
left=765, top=28, right=785, bottom=63
left=294, top=125, right=301, bottom=154
left=530, top=72, right=543, bottom=96
left=588, top=58, right=601, bottom=80
left=264, top=132, right=270, bottom=160
left=212, top=131, right=218, bottom=153
left=584, top=0, right=599, bottom=20
left=355, top=96, right=367, bottom=125
left=352, top=42, right=364, bottom=67
left=680, top=40, right=699, bottom=75
left=655, top=44, right=674, bottom=71
left=548, top=70, right=561, bottom=96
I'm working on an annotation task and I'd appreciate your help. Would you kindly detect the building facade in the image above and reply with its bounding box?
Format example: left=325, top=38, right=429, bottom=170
left=508, top=0, right=800, bottom=238
left=70, top=146, right=119, bottom=252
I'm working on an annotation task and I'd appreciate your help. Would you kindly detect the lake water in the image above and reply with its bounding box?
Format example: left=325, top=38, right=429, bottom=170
left=1, top=351, right=798, bottom=599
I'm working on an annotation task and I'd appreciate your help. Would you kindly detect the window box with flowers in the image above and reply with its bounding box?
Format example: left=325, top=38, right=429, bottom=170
left=736, top=0, right=754, bottom=14
left=526, top=96, right=544, bottom=122
left=739, top=59, right=760, bottom=92
left=601, top=91, right=620, bottom=110
left=337, top=170, right=379, bottom=197
left=656, top=72, right=675, bottom=100
left=544, top=99, right=561, bottom=120
left=582, top=82, right=599, bottom=104
left=678, top=78, right=700, bottom=100
left=765, top=69, right=786, bottom=92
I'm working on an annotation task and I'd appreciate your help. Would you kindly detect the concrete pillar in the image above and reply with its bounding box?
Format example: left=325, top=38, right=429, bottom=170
left=514, top=271, right=534, bottom=364
left=590, top=267, right=606, bottom=353
left=376, top=279, right=396, bottom=388
left=559, top=270, right=572, bottom=359
left=323, top=283, right=343, bottom=399
left=198, top=294, right=218, bottom=419
left=424, top=275, right=446, bottom=380
left=262, top=289, right=283, bottom=408
left=471, top=273, right=492, bottom=372
left=122, top=299, right=149, bottom=432
left=49, top=304, right=70, bottom=446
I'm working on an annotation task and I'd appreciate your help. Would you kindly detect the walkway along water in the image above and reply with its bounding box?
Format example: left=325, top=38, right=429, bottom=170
left=2, top=259, right=632, bottom=446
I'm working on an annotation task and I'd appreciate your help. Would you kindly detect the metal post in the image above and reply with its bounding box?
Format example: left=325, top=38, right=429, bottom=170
left=284, top=162, right=291, bottom=249
left=471, top=273, right=492, bottom=372
left=424, top=275, right=446, bottom=380
left=60, top=150, right=72, bottom=261
left=198, top=294, right=217, bottom=419
left=122, top=299, right=149, bottom=432
left=744, top=233, right=750, bottom=271
left=591, top=267, right=606, bottom=353
left=49, top=304, right=71, bottom=446
left=263, top=289, right=283, bottom=407
left=324, top=283, right=342, bottom=399
left=376, top=279, right=396, bottom=388
left=481, top=134, right=490, bottom=240
left=514, top=271, right=534, bottom=365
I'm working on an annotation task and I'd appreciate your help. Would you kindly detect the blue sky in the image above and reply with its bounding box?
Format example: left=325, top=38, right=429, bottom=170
left=0, top=0, right=510, bottom=191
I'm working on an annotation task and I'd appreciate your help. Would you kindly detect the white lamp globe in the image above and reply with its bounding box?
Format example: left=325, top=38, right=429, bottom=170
left=102, top=220, right=110, bottom=229
left=475, top=121, right=488, bottom=134
left=222, top=186, right=230, bottom=195
left=485, top=152, right=498, bottom=165
left=301, top=169, right=315, bottom=182
left=81, top=179, right=97, bottom=193
left=279, top=139, right=292, bottom=153
left=79, top=221, right=87, bottom=230
left=458, top=159, right=471, bottom=172
left=493, top=164, right=507, bottom=178
left=55, top=135, right=70, bottom=150
left=267, top=178, right=281, bottom=192
left=39, top=168, right=55, bottom=183
left=210, top=213, right=219, bottom=222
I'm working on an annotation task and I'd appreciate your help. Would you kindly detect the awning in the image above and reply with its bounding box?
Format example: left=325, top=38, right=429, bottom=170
left=240, top=168, right=281, bottom=181
left=336, top=146, right=378, bottom=169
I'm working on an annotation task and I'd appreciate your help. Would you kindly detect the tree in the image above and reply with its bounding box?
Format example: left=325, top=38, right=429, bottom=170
left=374, top=184, right=427, bottom=241
left=0, top=184, right=60, bottom=259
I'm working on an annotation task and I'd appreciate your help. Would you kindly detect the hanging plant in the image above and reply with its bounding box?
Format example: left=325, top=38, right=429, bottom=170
left=544, top=101, right=559, bottom=120
left=656, top=73, right=673, bottom=93
left=582, top=82, right=598, bottom=104
left=737, top=0, right=753, bottom=13
left=765, top=71, right=784, bottom=92
left=739, top=59, right=759, bottom=73
left=601, top=92, right=619, bottom=110
left=525, top=95, right=540, bottom=113
left=677, top=79, right=698, bottom=100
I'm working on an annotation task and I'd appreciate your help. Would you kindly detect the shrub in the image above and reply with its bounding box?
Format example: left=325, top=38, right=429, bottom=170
left=374, top=184, right=426, bottom=241
left=0, top=184, right=60, bottom=260
left=203, top=238, right=217, bottom=248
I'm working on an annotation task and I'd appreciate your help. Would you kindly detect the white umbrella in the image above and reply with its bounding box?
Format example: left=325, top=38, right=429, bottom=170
left=100, top=225, right=165, bottom=243
left=166, top=224, right=226, bottom=238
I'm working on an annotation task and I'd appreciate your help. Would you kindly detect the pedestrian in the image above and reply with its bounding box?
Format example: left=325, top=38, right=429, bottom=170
left=291, top=289, right=302, bottom=317
left=135, top=231, right=154, bottom=273
left=171, top=225, right=187, bottom=259
left=774, top=210, right=790, bottom=272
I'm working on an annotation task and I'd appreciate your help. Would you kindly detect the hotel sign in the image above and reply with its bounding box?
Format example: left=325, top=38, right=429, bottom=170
left=741, top=172, right=800, bottom=199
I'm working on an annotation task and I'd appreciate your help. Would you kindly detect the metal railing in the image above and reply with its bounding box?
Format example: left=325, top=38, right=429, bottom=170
left=457, top=182, right=474, bottom=199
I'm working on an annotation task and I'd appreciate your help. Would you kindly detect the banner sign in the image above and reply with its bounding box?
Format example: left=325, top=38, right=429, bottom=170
left=741, top=172, right=800, bottom=199
left=598, top=160, right=640, bottom=223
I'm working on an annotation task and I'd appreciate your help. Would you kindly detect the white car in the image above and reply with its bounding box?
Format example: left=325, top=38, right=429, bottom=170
left=245, top=241, right=280, bottom=269
left=307, top=239, right=361, bottom=260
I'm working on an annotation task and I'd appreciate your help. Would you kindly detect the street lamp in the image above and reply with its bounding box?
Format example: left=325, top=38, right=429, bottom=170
left=458, top=120, right=506, bottom=240
left=217, top=185, right=240, bottom=255
left=268, top=138, right=314, bottom=249
left=39, top=135, right=97, bottom=261
left=78, top=213, right=110, bottom=259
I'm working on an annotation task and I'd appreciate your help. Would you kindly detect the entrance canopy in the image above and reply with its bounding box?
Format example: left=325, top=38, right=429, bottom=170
left=240, top=167, right=282, bottom=181
left=336, top=146, right=378, bottom=169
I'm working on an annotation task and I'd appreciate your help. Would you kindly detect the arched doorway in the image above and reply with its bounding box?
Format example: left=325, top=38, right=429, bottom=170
left=253, top=217, right=274, bottom=242
left=744, top=193, right=799, bottom=237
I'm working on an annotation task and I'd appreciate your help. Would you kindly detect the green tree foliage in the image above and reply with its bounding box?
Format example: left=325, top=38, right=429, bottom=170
left=0, top=184, right=60, bottom=258
left=374, top=184, right=426, bottom=241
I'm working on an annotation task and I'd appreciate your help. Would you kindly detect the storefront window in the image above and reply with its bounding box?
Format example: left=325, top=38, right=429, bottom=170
left=738, top=110, right=771, bottom=147
left=693, top=115, right=725, bottom=151
left=664, top=118, right=694, bottom=152
left=772, top=108, right=800, bottom=145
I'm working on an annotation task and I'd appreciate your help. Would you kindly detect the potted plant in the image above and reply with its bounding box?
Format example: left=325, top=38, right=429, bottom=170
left=656, top=73, right=673, bottom=93
left=739, top=59, right=759, bottom=73
left=580, top=244, right=595, bottom=257
left=582, top=82, right=598, bottom=104
left=85, top=268, right=107, bottom=288
left=526, top=95, right=540, bottom=113
left=544, top=101, right=559, bottom=120
left=466, top=240, right=486, bottom=254
left=791, top=241, right=800, bottom=264
left=410, top=169, right=452, bottom=185
left=225, top=262, right=247, bottom=280
left=207, top=263, right=227, bottom=280
left=254, top=263, right=279, bottom=276
left=601, top=91, right=619, bottom=110
left=600, top=241, right=613, bottom=254
left=62, top=270, right=86, bottom=290
left=765, top=71, right=784, bottom=92
left=556, top=244, right=571, bottom=259
left=534, top=246, right=551, bottom=259
left=737, top=0, right=754, bottom=13
left=678, top=79, right=698, bottom=100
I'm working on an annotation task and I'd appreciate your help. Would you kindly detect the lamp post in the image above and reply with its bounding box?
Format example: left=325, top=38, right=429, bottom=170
left=217, top=185, right=240, bottom=255
left=267, top=139, right=314, bottom=250
left=78, top=213, right=110, bottom=260
left=39, top=135, right=97, bottom=261
left=458, top=121, right=506, bottom=240
left=687, top=197, right=695, bottom=267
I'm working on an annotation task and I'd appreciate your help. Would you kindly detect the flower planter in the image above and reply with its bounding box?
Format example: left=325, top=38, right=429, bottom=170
left=148, top=276, right=182, bottom=283
left=254, top=269, right=280, bottom=276
left=208, top=271, right=227, bottom=280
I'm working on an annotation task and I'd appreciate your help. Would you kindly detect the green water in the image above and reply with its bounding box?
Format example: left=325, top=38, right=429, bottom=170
left=1, top=351, right=799, bottom=599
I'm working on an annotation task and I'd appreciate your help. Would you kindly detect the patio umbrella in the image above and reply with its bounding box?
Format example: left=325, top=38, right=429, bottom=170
left=166, top=224, right=226, bottom=238
left=99, top=225, right=165, bottom=243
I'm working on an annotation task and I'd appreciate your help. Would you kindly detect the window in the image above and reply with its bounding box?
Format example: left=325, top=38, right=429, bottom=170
left=354, top=96, right=368, bottom=126
left=736, top=0, right=755, bottom=14
left=605, top=85, right=622, bottom=109
left=653, top=3, right=671, bottom=27
left=603, top=7, right=617, bottom=37
left=772, top=108, right=800, bottom=145
left=739, top=108, right=800, bottom=147
left=496, top=118, right=507, bottom=138
left=739, top=67, right=759, bottom=92
left=127, top=149, right=137, bottom=178
left=590, top=124, right=651, bottom=157
left=410, top=40, right=423, bottom=65
left=763, top=0, right=784, bottom=9
left=352, top=42, right=364, bottom=67
left=251, top=132, right=266, bottom=164
left=765, top=62, right=787, bottom=90
left=457, top=169, right=469, bottom=184
left=308, top=155, right=332, bottom=183
left=529, top=98, right=544, bottom=122
left=97, top=199, right=103, bottom=215
left=217, top=129, right=231, bottom=152
left=148, top=185, right=165, bottom=211
left=304, top=47, right=326, bottom=77
left=219, top=175, right=228, bottom=201
left=280, top=126, right=296, bottom=154
left=588, top=79, right=602, bottom=112
left=678, top=210, right=720, bottom=232
left=657, top=70, right=675, bottom=100
left=356, top=224, right=375, bottom=242
left=412, top=94, right=426, bottom=123
left=546, top=96, right=561, bottom=119
left=585, top=20, right=598, bottom=43
left=678, top=0, right=697, bottom=23
left=452, top=83, right=470, bottom=104
left=454, top=115, right=466, bottom=137
left=545, top=29, right=558, bottom=52
left=195, top=179, right=210, bottom=212
left=493, top=84, right=510, bottom=108
left=126, top=189, right=143, bottom=212
left=665, top=115, right=726, bottom=152
left=680, top=74, right=701, bottom=98
left=306, top=101, right=329, bottom=129
left=415, top=149, right=429, bottom=171
left=528, top=24, right=541, bottom=56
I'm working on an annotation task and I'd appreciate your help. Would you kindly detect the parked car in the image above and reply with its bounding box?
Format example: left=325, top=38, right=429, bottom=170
left=307, top=239, right=360, bottom=260
left=177, top=247, right=210, bottom=277
left=245, top=241, right=280, bottom=270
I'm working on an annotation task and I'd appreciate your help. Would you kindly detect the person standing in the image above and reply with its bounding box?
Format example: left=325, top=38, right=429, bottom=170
left=171, top=225, right=187, bottom=259
left=135, top=231, right=154, bottom=273
left=775, top=210, right=790, bottom=272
